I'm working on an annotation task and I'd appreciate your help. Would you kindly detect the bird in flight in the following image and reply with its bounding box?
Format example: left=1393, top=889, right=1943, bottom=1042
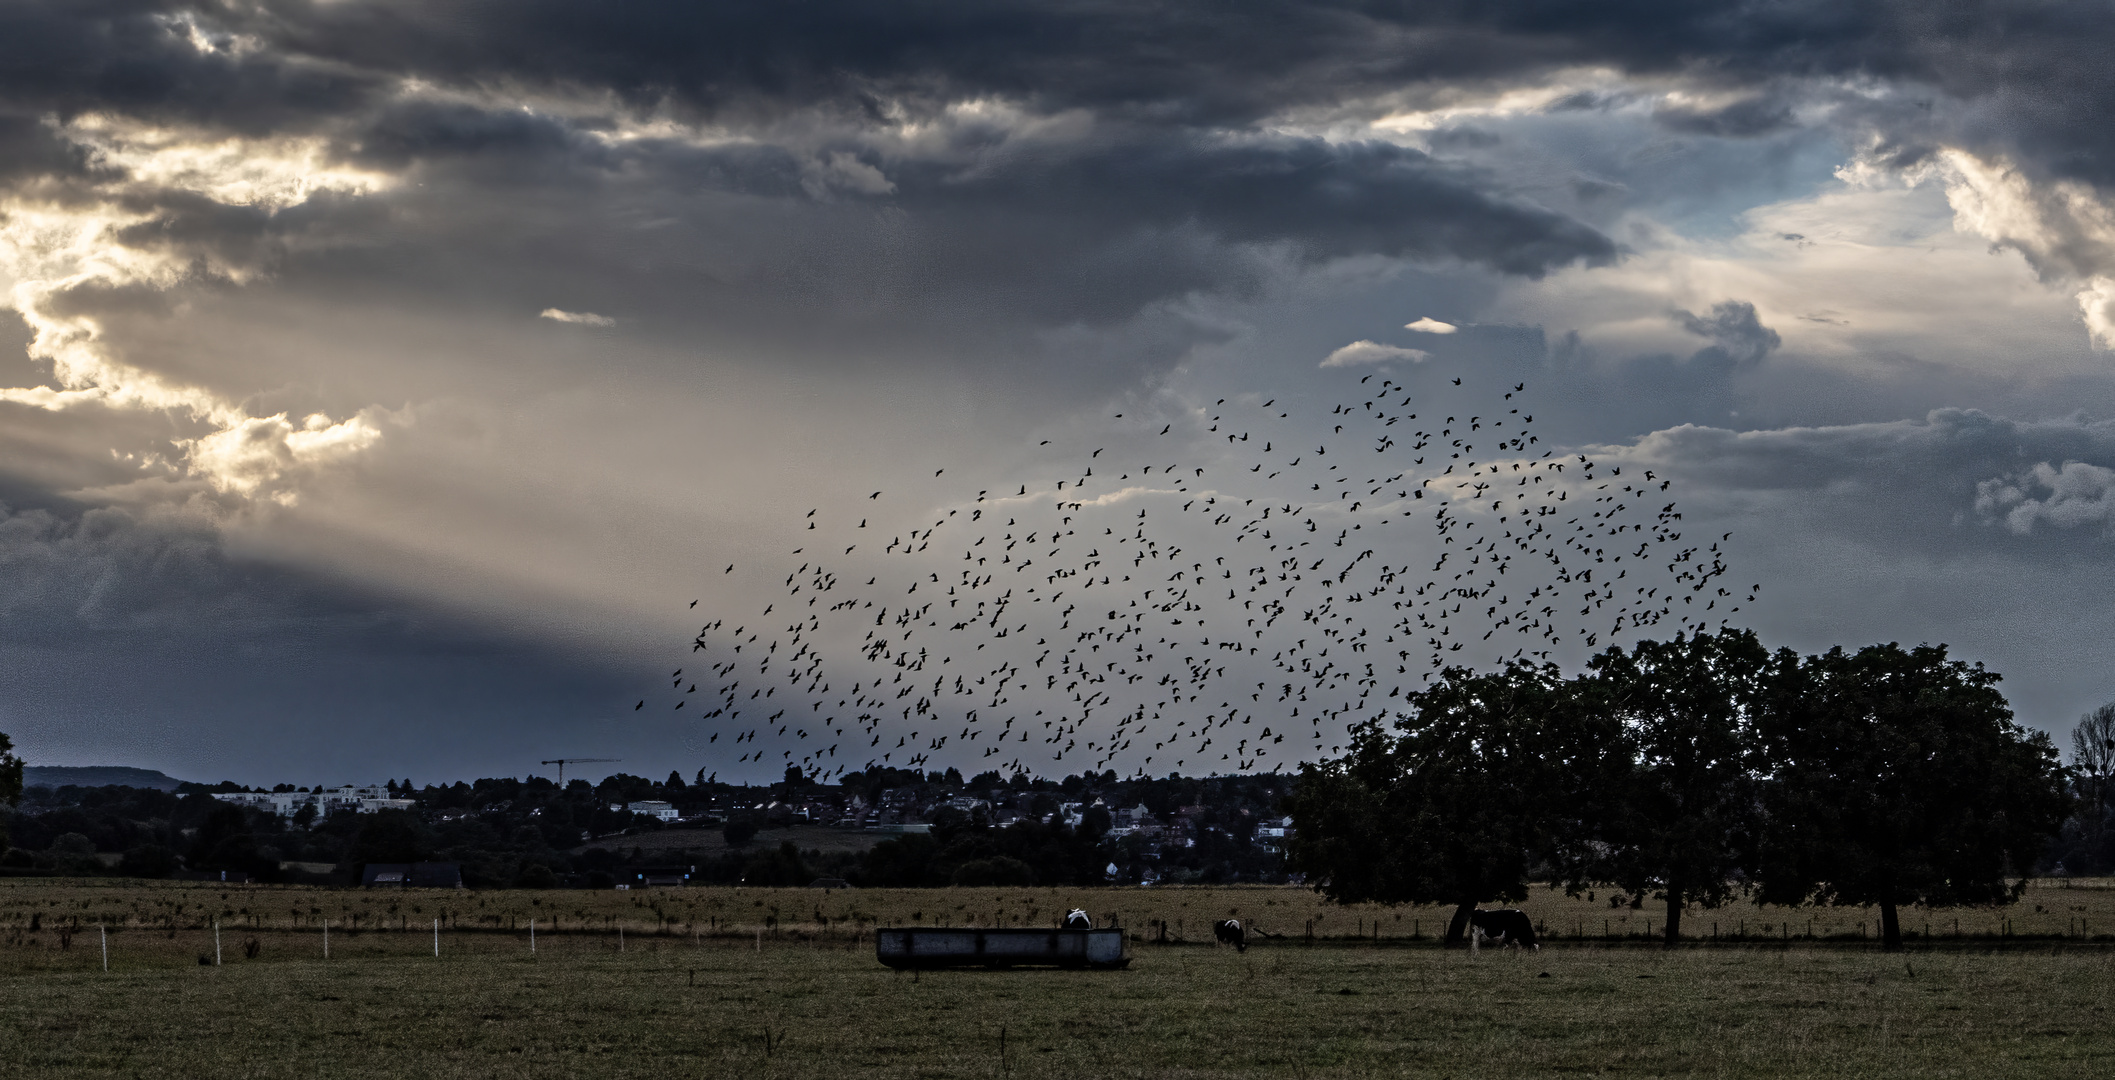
left=662, top=367, right=1743, bottom=787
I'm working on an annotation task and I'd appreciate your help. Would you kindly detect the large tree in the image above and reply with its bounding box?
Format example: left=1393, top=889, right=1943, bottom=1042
left=2068, top=703, right=2115, bottom=871
left=1285, top=662, right=1618, bottom=944
left=1755, top=643, right=2070, bottom=951
left=1583, top=628, right=1768, bottom=947
left=0, top=731, right=19, bottom=852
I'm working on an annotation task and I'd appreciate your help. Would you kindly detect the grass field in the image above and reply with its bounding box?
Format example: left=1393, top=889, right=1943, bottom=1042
left=5, top=877, right=2112, bottom=950
left=3, top=879, right=2113, bottom=1078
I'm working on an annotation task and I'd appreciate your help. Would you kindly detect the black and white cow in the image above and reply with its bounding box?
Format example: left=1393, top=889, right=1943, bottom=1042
left=1063, top=908, right=1092, bottom=929
left=1212, top=919, right=1247, bottom=952
left=1469, top=908, right=1539, bottom=951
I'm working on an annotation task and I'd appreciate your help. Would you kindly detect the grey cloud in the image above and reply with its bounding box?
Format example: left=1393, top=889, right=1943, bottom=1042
left=0, top=501, right=278, bottom=637
left=1674, top=300, right=1781, bottom=369
left=0, top=113, right=95, bottom=183
left=1628, top=408, right=2115, bottom=555
left=1652, top=93, right=1798, bottom=138
left=887, top=133, right=1617, bottom=279
left=0, top=493, right=676, bottom=783
left=1976, top=462, right=2115, bottom=536
left=0, top=571, right=660, bottom=788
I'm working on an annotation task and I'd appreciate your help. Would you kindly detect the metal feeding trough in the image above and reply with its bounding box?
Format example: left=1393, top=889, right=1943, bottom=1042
left=875, top=927, right=1130, bottom=970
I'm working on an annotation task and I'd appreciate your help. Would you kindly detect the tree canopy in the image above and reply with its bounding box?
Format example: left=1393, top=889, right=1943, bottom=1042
left=1285, top=662, right=1616, bottom=942
left=1584, top=628, right=1768, bottom=946
left=1289, top=635, right=2074, bottom=951
left=1754, top=642, right=2070, bottom=950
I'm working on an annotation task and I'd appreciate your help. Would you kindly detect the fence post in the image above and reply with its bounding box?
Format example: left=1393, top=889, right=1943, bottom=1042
left=215, top=919, right=221, bottom=966
left=433, top=918, right=440, bottom=958
left=531, top=919, right=536, bottom=955
left=101, top=924, right=107, bottom=973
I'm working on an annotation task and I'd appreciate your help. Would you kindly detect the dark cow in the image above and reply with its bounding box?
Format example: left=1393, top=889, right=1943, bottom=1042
left=1063, top=908, right=1092, bottom=929
left=1212, top=919, right=1247, bottom=952
left=1469, top=908, right=1539, bottom=951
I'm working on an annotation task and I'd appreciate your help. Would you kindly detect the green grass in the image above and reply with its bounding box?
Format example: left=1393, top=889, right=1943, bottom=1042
left=4, top=880, right=2114, bottom=1078
left=4, top=933, right=2112, bottom=1078
left=6, top=878, right=2114, bottom=950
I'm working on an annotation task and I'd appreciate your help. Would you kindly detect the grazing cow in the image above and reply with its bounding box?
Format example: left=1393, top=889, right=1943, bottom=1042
left=1063, top=908, right=1092, bottom=929
left=1212, top=919, right=1247, bottom=952
left=1469, top=908, right=1539, bottom=951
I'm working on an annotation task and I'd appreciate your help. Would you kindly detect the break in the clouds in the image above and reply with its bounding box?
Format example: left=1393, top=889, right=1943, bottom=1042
left=7, top=2, right=2115, bottom=781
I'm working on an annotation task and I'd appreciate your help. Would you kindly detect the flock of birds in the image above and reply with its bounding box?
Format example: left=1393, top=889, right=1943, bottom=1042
left=649, top=369, right=1752, bottom=784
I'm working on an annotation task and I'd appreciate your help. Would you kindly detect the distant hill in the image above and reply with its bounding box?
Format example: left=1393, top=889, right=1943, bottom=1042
left=22, top=766, right=189, bottom=792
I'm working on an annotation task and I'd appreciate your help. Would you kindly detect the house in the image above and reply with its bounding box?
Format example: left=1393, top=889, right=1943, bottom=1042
left=361, top=862, right=464, bottom=888
left=1107, top=803, right=1160, bottom=838
left=1255, top=816, right=1295, bottom=853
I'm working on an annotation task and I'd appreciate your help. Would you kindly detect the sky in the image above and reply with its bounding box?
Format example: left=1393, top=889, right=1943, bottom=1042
left=7, top=2, right=2115, bottom=786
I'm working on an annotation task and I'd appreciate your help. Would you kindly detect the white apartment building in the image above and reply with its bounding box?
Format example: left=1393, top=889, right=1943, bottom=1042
left=213, top=785, right=416, bottom=819
left=625, top=800, right=680, bottom=821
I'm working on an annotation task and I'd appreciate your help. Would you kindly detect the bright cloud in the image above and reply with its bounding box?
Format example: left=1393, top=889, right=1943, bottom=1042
left=1404, top=317, right=1458, bottom=333
left=0, top=118, right=393, bottom=503
left=1870, top=146, right=2115, bottom=350
left=1320, top=340, right=1430, bottom=367
left=539, top=308, right=617, bottom=327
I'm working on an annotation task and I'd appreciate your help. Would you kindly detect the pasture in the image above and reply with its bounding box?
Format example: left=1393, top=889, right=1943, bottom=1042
left=2, top=879, right=2112, bottom=1078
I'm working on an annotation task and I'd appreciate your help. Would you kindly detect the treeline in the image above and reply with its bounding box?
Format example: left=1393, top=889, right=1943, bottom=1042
left=0, top=758, right=1295, bottom=889
left=1286, top=631, right=2079, bottom=951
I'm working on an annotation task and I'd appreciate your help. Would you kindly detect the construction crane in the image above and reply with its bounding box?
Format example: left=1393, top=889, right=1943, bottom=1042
left=540, top=758, right=619, bottom=786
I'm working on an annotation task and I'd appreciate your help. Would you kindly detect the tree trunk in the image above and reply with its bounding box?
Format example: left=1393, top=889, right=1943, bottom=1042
left=1446, top=900, right=1476, bottom=946
left=1879, top=899, right=1902, bottom=952
left=1663, top=884, right=1684, bottom=948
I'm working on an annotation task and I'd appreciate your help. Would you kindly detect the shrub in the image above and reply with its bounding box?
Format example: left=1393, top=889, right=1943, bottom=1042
left=949, top=856, right=1036, bottom=887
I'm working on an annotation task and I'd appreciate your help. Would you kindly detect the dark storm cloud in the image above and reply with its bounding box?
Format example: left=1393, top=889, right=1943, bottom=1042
left=12, top=1, right=2115, bottom=351
left=0, top=500, right=311, bottom=639
left=3, top=2, right=2110, bottom=175
left=895, top=134, right=1619, bottom=278
left=0, top=2, right=384, bottom=134
left=0, top=114, right=95, bottom=184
